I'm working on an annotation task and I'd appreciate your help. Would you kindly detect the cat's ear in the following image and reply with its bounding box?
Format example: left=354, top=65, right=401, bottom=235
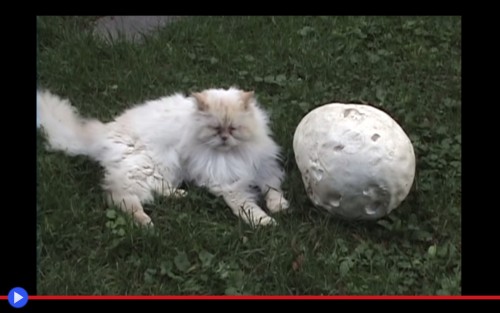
left=192, top=92, right=209, bottom=111
left=241, top=91, right=255, bottom=110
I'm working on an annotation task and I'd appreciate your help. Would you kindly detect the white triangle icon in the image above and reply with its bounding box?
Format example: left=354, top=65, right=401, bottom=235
left=13, top=292, right=23, bottom=304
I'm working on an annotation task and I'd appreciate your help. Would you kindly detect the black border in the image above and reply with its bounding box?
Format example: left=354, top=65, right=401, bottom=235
left=1, top=299, right=491, bottom=311
left=1, top=15, right=37, bottom=296
left=460, top=14, right=499, bottom=296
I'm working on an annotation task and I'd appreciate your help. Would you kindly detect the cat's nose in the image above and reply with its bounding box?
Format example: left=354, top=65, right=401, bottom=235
left=220, top=134, right=229, bottom=141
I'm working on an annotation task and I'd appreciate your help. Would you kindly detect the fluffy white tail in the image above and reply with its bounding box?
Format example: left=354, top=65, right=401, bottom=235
left=37, top=90, right=107, bottom=159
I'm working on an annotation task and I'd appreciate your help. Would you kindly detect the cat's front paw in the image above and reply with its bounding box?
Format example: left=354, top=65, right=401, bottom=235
left=134, top=212, right=154, bottom=227
left=251, top=215, right=277, bottom=227
left=266, top=195, right=290, bottom=214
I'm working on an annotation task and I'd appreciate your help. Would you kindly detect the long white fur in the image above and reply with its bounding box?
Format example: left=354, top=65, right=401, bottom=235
left=37, top=87, right=290, bottom=227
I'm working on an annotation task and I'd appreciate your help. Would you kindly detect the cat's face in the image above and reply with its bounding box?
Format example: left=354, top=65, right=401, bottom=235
left=192, top=88, right=261, bottom=151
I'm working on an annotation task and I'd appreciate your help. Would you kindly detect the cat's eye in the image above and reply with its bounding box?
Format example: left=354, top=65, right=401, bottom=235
left=228, top=126, right=236, bottom=132
left=213, top=126, right=222, bottom=132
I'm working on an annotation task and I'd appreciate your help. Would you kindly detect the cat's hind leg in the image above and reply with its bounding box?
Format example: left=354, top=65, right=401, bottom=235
left=102, top=166, right=156, bottom=227
left=105, top=175, right=184, bottom=227
left=106, top=191, right=153, bottom=226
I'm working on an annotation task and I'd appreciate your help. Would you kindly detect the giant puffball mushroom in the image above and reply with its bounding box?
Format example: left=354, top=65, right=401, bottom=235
left=293, top=103, right=416, bottom=220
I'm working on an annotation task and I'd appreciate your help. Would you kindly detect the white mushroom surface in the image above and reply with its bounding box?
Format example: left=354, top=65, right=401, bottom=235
left=293, top=103, right=416, bottom=220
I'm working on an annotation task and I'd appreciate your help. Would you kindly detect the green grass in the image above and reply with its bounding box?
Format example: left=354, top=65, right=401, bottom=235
left=36, top=16, right=461, bottom=295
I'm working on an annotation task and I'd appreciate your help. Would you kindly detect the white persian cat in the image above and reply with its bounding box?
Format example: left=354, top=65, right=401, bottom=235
left=37, top=87, right=290, bottom=227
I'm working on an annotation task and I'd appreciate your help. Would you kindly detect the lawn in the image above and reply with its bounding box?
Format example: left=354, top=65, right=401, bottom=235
left=36, top=16, right=461, bottom=295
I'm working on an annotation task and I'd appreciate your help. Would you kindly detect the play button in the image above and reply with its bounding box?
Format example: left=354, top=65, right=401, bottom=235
left=14, top=292, right=23, bottom=303
left=8, top=287, right=28, bottom=308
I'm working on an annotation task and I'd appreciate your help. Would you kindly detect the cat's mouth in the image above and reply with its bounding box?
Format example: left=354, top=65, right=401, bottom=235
left=216, top=142, right=234, bottom=151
